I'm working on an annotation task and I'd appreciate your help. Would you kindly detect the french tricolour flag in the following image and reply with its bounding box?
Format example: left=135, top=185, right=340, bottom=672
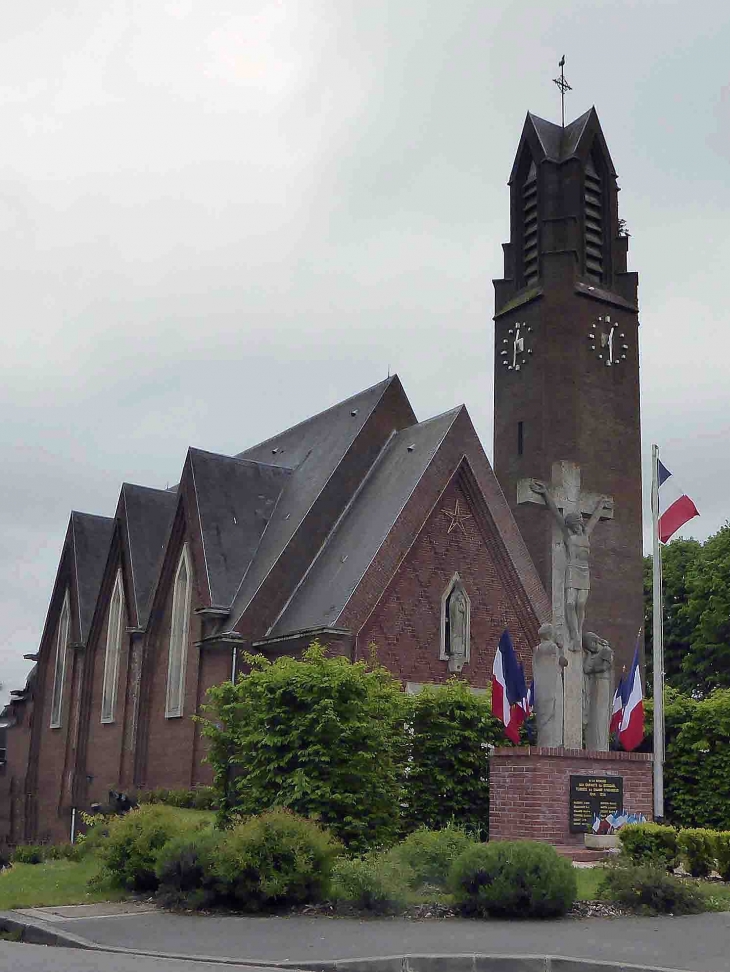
left=658, top=460, right=699, bottom=544
left=618, top=640, right=644, bottom=752
left=491, top=629, right=529, bottom=744
left=609, top=672, right=626, bottom=736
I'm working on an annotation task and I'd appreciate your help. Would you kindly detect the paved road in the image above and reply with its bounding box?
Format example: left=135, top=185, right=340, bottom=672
left=6, top=906, right=730, bottom=971
left=0, top=939, right=283, bottom=972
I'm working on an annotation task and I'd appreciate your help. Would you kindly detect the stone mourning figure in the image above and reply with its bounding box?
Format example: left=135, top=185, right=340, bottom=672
left=582, top=631, right=614, bottom=751
left=530, top=482, right=612, bottom=654
left=532, top=623, right=567, bottom=747
left=447, top=585, right=469, bottom=673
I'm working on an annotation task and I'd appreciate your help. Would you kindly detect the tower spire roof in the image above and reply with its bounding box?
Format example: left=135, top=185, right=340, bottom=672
left=509, top=108, right=616, bottom=184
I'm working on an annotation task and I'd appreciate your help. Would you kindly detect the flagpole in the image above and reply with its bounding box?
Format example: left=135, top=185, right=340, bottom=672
left=651, top=443, right=665, bottom=819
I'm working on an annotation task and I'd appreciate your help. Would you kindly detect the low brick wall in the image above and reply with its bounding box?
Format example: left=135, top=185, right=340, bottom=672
left=489, top=746, right=653, bottom=846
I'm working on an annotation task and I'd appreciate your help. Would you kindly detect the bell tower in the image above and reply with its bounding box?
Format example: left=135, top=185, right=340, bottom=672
left=492, top=108, right=643, bottom=672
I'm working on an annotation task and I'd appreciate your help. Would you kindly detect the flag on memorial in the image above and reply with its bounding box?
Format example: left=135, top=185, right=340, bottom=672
left=619, top=638, right=644, bottom=752
left=657, top=460, right=699, bottom=543
left=491, top=629, right=529, bottom=743
left=610, top=670, right=627, bottom=735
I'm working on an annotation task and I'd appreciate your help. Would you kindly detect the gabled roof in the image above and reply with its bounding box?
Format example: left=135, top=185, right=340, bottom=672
left=510, top=107, right=616, bottom=183
left=120, top=484, right=178, bottom=627
left=186, top=449, right=291, bottom=608
left=70, top=512, right=115, bottom=643
left=227, top=376, right=416, bottom=625
left=270, top=407, right=462, bottom=635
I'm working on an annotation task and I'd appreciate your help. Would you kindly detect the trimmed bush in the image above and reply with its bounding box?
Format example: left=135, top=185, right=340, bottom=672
left=10, top=845, right=45, bottom=865
left=212, top=809, right=340, bottom=911
left=330, top=855, right=411, bottom=914
left=619, top=823, right=678, bottom=871
left=155, top=830, right=223, bottom=910
left=598, top=864, right=704, bottom=915
left=387, top=826, right=477, bottom=889
left=138, top=787, right=217, bottom=811
left=403, top=680, right=504, bottom=834
left=200, top=644, right=408, bottom=853
left=45, top=843, right=81, bottom=862
left=449, top=840, right=577, bottom=918
left=713, top=832, right=730, bottom=881
left=98, top=805, right=209, bottom=891
left=677, top=828, right=716, bottom=878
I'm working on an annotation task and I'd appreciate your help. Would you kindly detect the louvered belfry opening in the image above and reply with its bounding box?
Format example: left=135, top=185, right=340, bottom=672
left=584, top=154, right=604, bottom=282
left=522, top=161, right=538, bottom=285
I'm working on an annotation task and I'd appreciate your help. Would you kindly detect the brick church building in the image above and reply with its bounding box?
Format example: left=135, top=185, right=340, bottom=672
left=0, top=106, right=643, bottom=845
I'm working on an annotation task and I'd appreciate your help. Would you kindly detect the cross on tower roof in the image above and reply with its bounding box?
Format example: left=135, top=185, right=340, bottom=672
left=553, top=55, right=572, bottom=128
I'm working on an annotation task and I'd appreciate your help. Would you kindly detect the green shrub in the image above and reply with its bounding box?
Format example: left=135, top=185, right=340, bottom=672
left=404, top=680, right=504, bottom=834
left=598, top=864, right=704, bottom=915
left=387, top=826, right=477, bottom=889
left=137, top=787, right=217, bottom=811
left=155, top=830, right=223, bottom=910
left=330, top=855, right=410, bottom=914
left=11, top=845, right=45, bottom=865
left=212, top=808, right=340, bottom=911
left=98, top=806, right=208, bottom=892
left=200, top=643, right=408, bottom=853
left=677, top=828, right=717, bottom=878
left=449, top=840, right=576, bottom=918
left=619, top=823, right=678, bottom=870
left=713, top=832, right=730, bottom=881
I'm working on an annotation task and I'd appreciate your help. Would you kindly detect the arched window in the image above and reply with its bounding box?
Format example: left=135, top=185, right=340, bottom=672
left=166, top=545, right=192, bottom=718
left=49, top=591, right=71, bottom=728
left=101, top=570, right=125, bottom=723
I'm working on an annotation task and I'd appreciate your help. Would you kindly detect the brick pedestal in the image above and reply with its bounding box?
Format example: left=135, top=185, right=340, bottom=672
left=489, top=746, right=653, bottom=847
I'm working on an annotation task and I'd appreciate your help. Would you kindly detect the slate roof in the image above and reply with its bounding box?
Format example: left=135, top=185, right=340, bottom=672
left=120, top=484, right=178, bottom=627
left=270, top=407, right=462, bottom=635
left=186, top=449, right=291, bottom=608
left=227, top=377, right=416, bottom=624
left=510, top=108, right=616, bottom=183
left=70, top=512, right=115, bottom=643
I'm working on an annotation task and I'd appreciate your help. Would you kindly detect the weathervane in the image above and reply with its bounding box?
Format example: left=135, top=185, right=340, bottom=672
left=553, top=55, right=571, bottom=128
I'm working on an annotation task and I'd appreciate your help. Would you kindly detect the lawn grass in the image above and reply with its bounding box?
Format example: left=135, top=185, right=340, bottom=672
left=0, top=857, right=127, bottom=910
left=575, top=865, right=607, bottom=900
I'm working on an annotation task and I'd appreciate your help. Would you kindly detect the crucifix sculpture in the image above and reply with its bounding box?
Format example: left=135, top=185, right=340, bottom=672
left=518, top=461, right=613, bottom=747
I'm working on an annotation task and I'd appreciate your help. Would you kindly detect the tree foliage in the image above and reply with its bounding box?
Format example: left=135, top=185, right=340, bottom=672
left=643, top=525, right=730, bottom=698
left=199, top=643, right=409, bottom=853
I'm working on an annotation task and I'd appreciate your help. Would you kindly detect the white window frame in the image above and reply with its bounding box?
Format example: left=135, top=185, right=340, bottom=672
left=49, top=591, right=71, bottom=729
left=165, top=544, right=192, bottom=719
left=101, top=570, right=125, bottom=724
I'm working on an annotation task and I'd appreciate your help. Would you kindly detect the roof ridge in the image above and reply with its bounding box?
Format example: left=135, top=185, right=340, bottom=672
left=187, top=447, right=294, bottom=472
left=236, top=376, right=398, bottom=457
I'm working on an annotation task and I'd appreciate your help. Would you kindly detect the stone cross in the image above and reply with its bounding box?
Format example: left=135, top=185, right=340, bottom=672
left=517, top=461, right=613, bottom=748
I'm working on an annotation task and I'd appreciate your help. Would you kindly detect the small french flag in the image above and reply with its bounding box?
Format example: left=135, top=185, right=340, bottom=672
left=619, top=640, right=644, bottom=752
left=658, top=460, right=699, bottom=544
left=491, top=629, right=529, bottom=744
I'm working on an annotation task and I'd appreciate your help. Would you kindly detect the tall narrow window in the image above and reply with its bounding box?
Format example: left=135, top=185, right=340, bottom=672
left=166, top=545, right=192, bottom=718
left=50, top=591, right=71, bottom=728
left=522, top=161, right=538, bottom=285
left=101, top=570, right=125, bottom=724
left=584, top=156, right=604, bottom=282
left=517, top=421, right=524, bottom=457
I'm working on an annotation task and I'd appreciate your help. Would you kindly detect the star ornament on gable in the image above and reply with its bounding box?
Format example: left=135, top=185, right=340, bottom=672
left=441, top=500, right=472, bottom=536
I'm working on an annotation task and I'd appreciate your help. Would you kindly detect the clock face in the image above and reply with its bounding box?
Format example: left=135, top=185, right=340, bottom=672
left=588, top=315, right=629, bottom=367
left=500, top=322, right=533, bottom=371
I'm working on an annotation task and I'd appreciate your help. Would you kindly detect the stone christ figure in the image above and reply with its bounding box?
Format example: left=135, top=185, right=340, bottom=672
left=530, top=482, right=612, bottom=654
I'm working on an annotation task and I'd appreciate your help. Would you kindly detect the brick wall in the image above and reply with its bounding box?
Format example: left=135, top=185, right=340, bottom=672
left=489, top=746, right=653, bottom=846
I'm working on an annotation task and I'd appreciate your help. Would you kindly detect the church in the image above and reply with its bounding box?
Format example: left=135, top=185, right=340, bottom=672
left=0, top=106, right=643, bottom=845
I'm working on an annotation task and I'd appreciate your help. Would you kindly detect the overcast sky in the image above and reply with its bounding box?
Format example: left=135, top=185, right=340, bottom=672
left=1, top=0, right=728, bottom=703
